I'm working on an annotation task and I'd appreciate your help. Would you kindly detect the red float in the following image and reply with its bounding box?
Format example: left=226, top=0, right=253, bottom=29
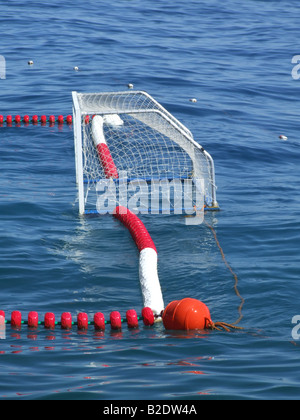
left=162, top=298, right=212, bottom=331
left=61, top=312, right=72, bottom=329
left=28, top=311, right=39, bottom=328
left=11, top=311, right=22, bottom=328
left=66, top=115, right=73, bottom=124
left=126, top=309, right=139, bottom=328
left=141, top=307, right=155, bottom=326
left=57, top=115, right=64, bottom=124
left=94, top=312, right=105, bottom=330
left=44, top=312, right=55, bottom=329
left=77, top=312, right=88, bottom=330
left=110, top=311, right=122, bottom=330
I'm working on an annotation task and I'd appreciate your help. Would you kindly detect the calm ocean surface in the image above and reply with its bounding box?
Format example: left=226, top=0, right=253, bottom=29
left=0, top=0, right=300, bottom=400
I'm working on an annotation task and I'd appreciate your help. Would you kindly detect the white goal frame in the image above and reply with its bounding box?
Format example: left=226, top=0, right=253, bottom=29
left=72, top=90, right=218, bottom=215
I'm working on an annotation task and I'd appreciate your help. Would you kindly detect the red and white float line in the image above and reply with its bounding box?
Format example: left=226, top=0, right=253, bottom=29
left=113, top=206, right=164, bottom=316
left=92, top=115, right=119, bottom=179
left=92, top=115, right=165, bottom=316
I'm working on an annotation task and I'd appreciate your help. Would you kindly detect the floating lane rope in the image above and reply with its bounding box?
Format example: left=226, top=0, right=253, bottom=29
left=0, top=309, right=156, bottom=331
left=0, top=115, right=73, bottom=126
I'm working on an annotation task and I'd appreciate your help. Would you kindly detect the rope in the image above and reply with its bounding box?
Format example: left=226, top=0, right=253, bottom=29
left=203, top=215, right=245, bottom=328
left=206, top=319, right=244, bottom=332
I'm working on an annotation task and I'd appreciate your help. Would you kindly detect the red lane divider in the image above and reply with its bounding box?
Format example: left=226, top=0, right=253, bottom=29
left=0, top=115, right=73, bottom=125
left=0, top=308, right=156, bottom=331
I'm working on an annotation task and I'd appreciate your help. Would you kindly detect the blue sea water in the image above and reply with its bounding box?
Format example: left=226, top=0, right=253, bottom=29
left=0, top=0, right=300, bottom=401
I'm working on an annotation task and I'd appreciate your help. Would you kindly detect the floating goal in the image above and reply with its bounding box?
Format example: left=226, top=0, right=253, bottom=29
left=72, top=91, right=218, bottom=216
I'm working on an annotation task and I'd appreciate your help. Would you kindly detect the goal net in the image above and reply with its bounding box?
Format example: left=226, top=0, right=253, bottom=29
left=72, top=91, right=218, bottom=217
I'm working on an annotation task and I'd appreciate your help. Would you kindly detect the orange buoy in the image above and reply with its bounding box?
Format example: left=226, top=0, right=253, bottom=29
left=162, top=298, right=212, bottom=330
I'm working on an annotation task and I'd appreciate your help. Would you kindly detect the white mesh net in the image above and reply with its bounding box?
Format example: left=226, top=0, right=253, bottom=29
left=73, top=91, right=218, bottom=215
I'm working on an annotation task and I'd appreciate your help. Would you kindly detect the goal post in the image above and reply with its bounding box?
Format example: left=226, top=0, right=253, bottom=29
left=72, top=90, right=218, bottom=216
left=72, top=91, right=85, bottom=215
